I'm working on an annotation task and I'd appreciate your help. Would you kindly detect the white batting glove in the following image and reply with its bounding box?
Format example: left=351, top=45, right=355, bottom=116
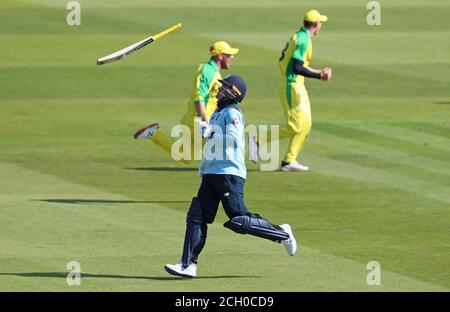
left=199, top=121, right=213, bottom=138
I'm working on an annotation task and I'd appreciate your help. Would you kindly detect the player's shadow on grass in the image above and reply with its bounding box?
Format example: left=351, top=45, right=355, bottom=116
left=34, top=199, right=190, bottom=205
left=0, top=272, right=260, bottom=281
left=433, top=100, right=450, bottom=104
left=126, top=167, right=258, bottom=172
left=126, top=167, right=198, bottom=172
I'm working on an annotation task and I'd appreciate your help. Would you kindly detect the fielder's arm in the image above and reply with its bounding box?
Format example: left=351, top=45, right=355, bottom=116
left=293, top=59, right=331, bottom=81
left=194, top=101, right=208, bottom=122
left=192, top=69, right=210, bottom=121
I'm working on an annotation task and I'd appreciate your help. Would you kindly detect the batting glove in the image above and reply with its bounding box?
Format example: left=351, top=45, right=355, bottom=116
left=199, top=121, right=213, bottom=138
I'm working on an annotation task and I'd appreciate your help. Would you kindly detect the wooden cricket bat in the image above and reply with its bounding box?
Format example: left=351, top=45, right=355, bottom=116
left=96, top=23, right=182, bottom=66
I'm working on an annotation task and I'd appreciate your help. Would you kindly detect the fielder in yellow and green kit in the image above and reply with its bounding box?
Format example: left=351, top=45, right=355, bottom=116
left=133, top=41, right=239, bottom=162
left=270, top=10, right=332, bottom=172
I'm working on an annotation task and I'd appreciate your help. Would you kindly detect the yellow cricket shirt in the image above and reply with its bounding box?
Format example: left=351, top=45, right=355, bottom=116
left=183, top=58, right=222, bottom=125
left=279, top=27, right=313, bottom=85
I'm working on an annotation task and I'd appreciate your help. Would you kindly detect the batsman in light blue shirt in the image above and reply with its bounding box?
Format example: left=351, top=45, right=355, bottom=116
left=200, top=100, right=246, bottom=179
left=164, top=75, right=297, bottom=278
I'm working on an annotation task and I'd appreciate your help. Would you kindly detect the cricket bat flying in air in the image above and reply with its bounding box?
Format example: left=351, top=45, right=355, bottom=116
left=96, top=23, right=182, bottom=65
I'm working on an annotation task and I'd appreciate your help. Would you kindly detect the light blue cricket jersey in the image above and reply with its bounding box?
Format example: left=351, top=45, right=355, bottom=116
left=200, top=104, right=246, bottom=179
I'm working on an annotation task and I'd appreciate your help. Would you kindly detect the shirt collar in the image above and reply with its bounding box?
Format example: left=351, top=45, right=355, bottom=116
left=300, top=26, right=311, bottom=37
left=208, top=58, right=219, bottom=71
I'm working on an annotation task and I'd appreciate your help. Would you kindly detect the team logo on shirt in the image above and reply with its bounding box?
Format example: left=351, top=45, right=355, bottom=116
left=232, top=118, right=239, bottom=125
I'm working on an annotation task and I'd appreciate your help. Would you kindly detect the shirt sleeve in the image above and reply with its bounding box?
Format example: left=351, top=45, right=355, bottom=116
left=293, top=59, right=321, bottom=79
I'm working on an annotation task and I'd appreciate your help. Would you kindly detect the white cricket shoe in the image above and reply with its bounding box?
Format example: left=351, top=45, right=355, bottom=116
left=249, top=135, right=259, bottom=164
left=164, top=262, right=197, bottom=278
left=279, top=224, right=297, bottom=256
left=133, top=123, right=160, bottom=139
left=281, top=162, right=309, bottom=172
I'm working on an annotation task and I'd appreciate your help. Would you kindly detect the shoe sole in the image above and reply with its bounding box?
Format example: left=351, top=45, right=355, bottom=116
left=281, top=167, right=309, bottom=172
left=133, top=123, right=158, bottom=139
left=164, top=265, right=196, bottom=278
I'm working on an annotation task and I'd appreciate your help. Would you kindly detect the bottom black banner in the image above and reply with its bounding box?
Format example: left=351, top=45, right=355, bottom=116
left=1, top=292, right=448, bottom=310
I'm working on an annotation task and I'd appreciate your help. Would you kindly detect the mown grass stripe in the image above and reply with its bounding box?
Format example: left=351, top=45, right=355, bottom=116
left=304, top=153, right=450, bottom=205
left=349, top=123, right=450, bottom=153
left=314, top=122, right=450, bottom=163
left=311, top=130, right=450, bottom=178
left=397, top=122, right=450, bottom=139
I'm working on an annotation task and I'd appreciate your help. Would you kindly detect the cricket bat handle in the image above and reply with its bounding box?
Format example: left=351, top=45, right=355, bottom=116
left=152, top=23, right=182, bottom=41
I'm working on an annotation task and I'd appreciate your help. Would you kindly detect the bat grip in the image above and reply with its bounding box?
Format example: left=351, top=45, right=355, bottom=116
left=152, top=23, right=182, bottom=41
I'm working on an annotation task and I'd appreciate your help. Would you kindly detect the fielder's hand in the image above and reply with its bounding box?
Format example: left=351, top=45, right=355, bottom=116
left=320, top=67, right=332, bottom=81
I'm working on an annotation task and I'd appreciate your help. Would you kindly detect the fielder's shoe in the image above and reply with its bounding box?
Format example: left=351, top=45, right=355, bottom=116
left=164, top=262, right=197, bottom=278
left=280, top=161, right=309, bottom=172
left=279, top=224, right=297, bottom=256
left=249, top=135, right=259, bottom=164
left=133, top=123, right=160, bottom=139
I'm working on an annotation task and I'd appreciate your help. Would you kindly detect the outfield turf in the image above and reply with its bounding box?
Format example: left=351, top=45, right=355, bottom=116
left=0, top=0, right=449, bottom=291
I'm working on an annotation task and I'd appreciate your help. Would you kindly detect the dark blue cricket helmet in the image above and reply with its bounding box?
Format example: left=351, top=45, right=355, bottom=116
left=218, top=75, right=247, bottom=103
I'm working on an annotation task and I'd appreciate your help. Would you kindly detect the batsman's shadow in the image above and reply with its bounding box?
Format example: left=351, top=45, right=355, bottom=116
left=0, top=272, right=261, bottom=281
left=125, top=167, right=198, bottom=172
left=34, top=199, right=190, bottom=205
left=125, top=167, right=259, bottom=172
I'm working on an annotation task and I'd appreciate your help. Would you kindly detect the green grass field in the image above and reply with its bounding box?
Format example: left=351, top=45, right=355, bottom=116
left=0, top=0, right=449, bottom=291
